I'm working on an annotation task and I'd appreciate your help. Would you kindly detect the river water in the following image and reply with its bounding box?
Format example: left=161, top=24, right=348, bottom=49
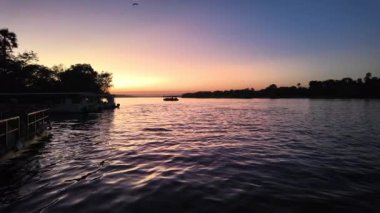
left=1, top=98, right=380, bottom=212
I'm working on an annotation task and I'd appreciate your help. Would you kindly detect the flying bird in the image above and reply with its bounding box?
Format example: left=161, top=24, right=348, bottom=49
left=132, top=2, right=139, bottom=6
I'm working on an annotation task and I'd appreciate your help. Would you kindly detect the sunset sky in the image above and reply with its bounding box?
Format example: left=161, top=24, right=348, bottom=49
left=1, top=0, right=380, bottom=95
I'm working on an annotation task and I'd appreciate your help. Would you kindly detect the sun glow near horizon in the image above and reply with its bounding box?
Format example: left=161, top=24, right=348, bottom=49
left=2, top=0, right=380, bottom=95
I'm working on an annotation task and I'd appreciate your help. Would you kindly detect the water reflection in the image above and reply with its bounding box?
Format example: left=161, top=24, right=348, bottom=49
left=1, top=98, right=380, bottom=212
left=0, top=112, right=115, bottom=212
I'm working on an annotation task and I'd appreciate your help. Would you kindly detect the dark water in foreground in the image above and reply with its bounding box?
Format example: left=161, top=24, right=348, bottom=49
left=1, top=98, right=380, bottom=213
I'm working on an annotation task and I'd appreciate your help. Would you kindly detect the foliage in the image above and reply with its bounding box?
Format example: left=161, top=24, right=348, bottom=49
left=183, top=73, right=380, bottom=99
left=0, top=28, right=18, bottom=63
left=0, top=28, right=113, bottom=94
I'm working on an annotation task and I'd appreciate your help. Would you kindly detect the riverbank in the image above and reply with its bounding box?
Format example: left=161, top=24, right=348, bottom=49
left=182, top=73, right=380, bottom=99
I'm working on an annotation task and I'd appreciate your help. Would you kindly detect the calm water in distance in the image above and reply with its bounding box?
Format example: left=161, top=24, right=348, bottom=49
left=1, top=98, right=380, bottom=212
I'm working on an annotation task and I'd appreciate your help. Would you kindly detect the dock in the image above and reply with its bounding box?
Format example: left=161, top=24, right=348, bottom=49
left=0, top=92, right=120, bottom=156
left=0, top=109, right=50, bottom=156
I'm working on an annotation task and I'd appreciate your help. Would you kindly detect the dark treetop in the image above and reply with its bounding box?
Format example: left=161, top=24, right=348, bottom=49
left=182, top=73, right=380, bottom=99
left=0, top=29, right=112, bottom=94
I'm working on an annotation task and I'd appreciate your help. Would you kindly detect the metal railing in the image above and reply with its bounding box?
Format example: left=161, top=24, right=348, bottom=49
left=27, top=109, right=50, bottom=138
left=0, top=116, right=20, bottom=149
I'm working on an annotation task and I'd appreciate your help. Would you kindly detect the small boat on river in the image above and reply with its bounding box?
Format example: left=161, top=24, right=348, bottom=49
left=163, top=96, right=179, bottom=101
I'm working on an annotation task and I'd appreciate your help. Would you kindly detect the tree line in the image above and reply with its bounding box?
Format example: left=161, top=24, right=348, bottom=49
left=182, top=73, right=380, bottom=99
left=0, top=29, right=112, bottom=94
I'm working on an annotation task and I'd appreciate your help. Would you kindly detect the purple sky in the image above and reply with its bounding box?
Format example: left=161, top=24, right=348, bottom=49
left=1, top=0, right=380, bottom=93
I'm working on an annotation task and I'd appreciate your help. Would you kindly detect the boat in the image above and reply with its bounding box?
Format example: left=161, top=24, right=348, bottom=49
left=163, top=96, right=179, bottom=101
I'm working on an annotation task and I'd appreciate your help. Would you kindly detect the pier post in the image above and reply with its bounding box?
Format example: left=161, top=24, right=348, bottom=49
left=5, top=118, right=8, bottom=148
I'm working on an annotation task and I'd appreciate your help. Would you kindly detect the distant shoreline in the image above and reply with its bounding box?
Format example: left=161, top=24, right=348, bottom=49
left=181, top=73, right=380, bottom=99
left=180, top=97, right=380, bottom=100
left=114, top=96, right=380, bottom=100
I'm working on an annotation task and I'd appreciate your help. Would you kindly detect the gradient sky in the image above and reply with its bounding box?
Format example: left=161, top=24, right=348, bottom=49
left=1, top=0, right=380, bottom=94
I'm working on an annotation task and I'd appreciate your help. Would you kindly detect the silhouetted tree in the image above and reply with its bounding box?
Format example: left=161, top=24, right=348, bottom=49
left=58, top=64, right=112, bottom=93
left=0, top=29, right=113, bottom=94
left=364, top=72, right=372, bottom=83
left=97, top=72, right=113, bottom=93
left=23, top=64, right=58, bottom=92
left=15, top=51, right=38, bottom=66
left=0, top=28, right=18, bottom=63
left=59, top=64, right=100, bottom=92
left=266, top=84, right=278, bottom=90
left=183, top=73, right=380, bottom=99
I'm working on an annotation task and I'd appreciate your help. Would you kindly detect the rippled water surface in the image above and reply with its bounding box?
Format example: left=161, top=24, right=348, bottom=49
left=1, top=98, right=380, bottom=212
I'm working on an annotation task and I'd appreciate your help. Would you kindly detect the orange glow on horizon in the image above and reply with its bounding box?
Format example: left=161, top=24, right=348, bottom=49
left=2, top=0, right=380, bottom=96
left=10, top=11, right=317, bottom=95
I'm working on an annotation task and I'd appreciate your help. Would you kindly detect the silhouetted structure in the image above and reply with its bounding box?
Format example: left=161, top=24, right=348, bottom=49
left=182, top=73, right=380, bottom=99
left=163, top=96, right=179, bottom=101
